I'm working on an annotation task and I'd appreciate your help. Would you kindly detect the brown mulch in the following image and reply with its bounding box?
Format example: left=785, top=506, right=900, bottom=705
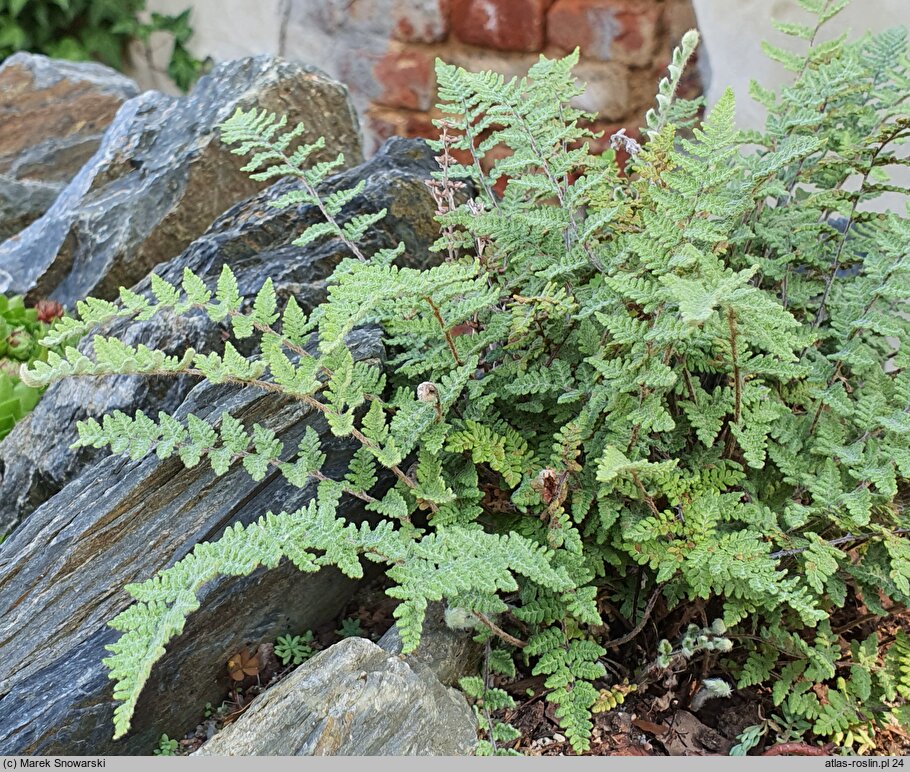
left=495, top=607, right=910, bottom=757
left=502, top=682, right=762, bottom=756
left=164, top=574, right=910, bottom=757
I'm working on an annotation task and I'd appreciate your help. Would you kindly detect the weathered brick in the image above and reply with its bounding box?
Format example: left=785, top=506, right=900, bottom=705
left=664, top=0, right=698, bottom=45
left=367, top=107, right=438, bottom=145
left=373, top=46, right=436, bottom=110
left=312, top=0, right=449, bottom=43
left=477, top=141, right=513, bottom=196
left=366, top=109, right=405, bottom=145
left=392, top=0, right=451, bottom=43
left=442, top=48, right=540, bottom=84
left=451, top=0, right=553, bottom=52
left=570, top=61, right=630, bottom=120
left=547, top=0, right=662, bottom=67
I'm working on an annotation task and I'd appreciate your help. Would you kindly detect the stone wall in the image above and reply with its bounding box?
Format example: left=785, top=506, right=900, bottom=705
left=139, top=0, right=699, bottom=153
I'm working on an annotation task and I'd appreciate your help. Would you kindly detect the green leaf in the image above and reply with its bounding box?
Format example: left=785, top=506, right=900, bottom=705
left=252, top=278, right=278, bottom=327
left=595, top=446, right=631, bottom=483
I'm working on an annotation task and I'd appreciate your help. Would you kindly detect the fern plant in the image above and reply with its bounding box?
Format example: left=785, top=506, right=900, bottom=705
left=22, top=0, right=910, bottom=752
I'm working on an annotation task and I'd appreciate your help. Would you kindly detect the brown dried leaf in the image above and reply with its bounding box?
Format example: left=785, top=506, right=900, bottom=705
left=226, top=646, right=260, bottom=681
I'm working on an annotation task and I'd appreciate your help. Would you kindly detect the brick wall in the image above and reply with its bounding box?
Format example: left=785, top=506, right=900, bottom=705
left=141, top=0, right=701, bottom=154
left=363, top=0, right=701, bottom=152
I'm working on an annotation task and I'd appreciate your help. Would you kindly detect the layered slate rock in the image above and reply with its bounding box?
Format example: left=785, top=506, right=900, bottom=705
left=196, top=637, right=478, bottom=756
left=0, top=175, right=60, bottom=244
left=0, top=138, right=440, bottom=536
left=0, top=338, right=379, bottom=756
left=0, top=55, right=362, bottom=306
left=0, top=138, right=445, bottom=755
left=0, top=54, right=138, bottom=241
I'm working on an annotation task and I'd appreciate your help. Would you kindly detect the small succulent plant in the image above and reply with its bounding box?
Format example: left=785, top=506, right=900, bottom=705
left=153, top=733, right=179, bottom=756
left=336, top=617, right=363, bottom=639
left=274, top=632, right=315, bottom=666
left=0, top=295, right=64, bottom=440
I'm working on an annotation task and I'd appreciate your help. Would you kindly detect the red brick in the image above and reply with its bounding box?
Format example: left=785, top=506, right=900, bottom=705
left=664, top=0, right=697, bottom=46
left=478, top=142, right=513, bottom=196
left=451, top=0, right=553, bottom=52
left=392, top=0, right=451, bottom=43
left=402, top=111, right=439, bottom=140
left=547, top=0, right=662, bottom=67
left=373, top=47, right=436, bottom=111
left=366, top=110, right=406, bottom=146
left=367, top=108, right=438, bottom=144
left=478, top=141, right=512, bottom=175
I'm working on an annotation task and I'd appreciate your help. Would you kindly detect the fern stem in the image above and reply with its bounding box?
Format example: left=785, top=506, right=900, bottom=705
left=724, top=308, right=742, bottom=459
left=423, top=295, right=463, bottom=366
left=458, top=97, right=500, bottom=213
left=473, top=612, right=527, bottom=648
left=681, top=364, right=698, bottom=405
left=239, top=311, right=310, bottom=361
left=806, top=129, right=903, bottom=339
left=630, top=470, right=660, bottom=516
left=64, top=366, right=424, bottom=508
left=240, top=135, right=369, bottom=262
left=427, top=124, right=463, bottom=262
left=601, top=586, right=662, bottom=648
left=503, top=99, right=606, bottom=273
left=310, top=469, right=377, bottom=504
left=769, top=527, right=910, bottom=560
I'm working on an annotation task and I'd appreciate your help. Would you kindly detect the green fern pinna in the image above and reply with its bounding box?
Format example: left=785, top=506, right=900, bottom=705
left=22, top=0, right=910, bottom=752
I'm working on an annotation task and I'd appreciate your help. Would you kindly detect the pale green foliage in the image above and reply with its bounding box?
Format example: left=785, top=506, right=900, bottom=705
left=750, top=623, right=907, bottom=751
left=25, top=0, right=910, bottom=751
left=460, top=664, right=522, bottom=756
left=730, top=724, right=766, bottom=756
left=653, top=621, right=732, bottom=670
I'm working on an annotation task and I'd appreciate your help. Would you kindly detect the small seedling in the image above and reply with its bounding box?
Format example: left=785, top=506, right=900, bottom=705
left=336, top=617, right=363, bottom=639
left=226, top=646, right=260, bottom=681
left=153, top=734, right=178, bottom=756
left=274, top=631, right=315, bottom=666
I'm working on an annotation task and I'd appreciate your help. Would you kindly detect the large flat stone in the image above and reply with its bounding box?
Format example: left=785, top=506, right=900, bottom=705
left=0, top=137, right=441, bottom=536
left=0, top=53, right=138, bottom=240
left=0, top=56, right=362, bottom=306
left=0, top=332, right=381, bottom=756
left=196, top=637, right=478, bottom=756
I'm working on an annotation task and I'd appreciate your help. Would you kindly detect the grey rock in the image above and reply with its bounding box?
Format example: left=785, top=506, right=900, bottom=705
left=0, top=175, right=60, bottom=243
left=0, top=137, right=447, bottom=755
left=0, top=55, right=362, bottom=307
left=196, top=637, right=478, bottom=756
left=0, top=330, right=382, bottom=757
left=0, top=52, right=139, bottom=181
left=0, top=53, right=138, bottom=241
left=0, top=137, right=442, bottom=536
left=378, top=603, right=482, bottom=687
